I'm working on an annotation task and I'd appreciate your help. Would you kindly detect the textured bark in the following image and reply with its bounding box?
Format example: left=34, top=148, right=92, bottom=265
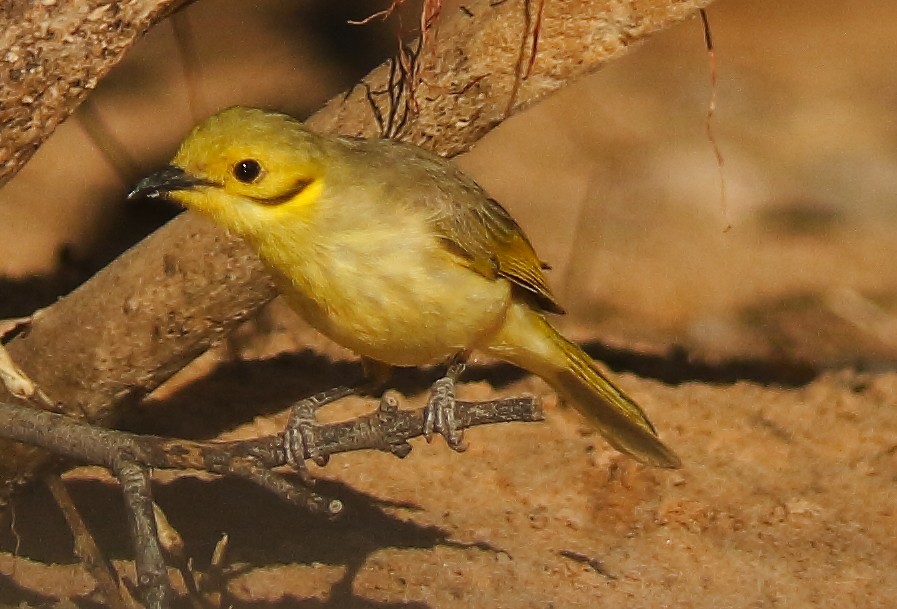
left=0, top=0, right=183, bottom=185
left=0, top=0, right=715, bottom=506
left=0, top=395, right=542, bottom=478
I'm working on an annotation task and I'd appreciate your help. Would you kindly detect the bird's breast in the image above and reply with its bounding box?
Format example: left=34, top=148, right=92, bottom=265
left=256, top=216, right=511, bottom=366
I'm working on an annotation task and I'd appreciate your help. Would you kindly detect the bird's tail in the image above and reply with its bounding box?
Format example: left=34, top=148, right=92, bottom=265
left=485, top=302, right=681, bottom=468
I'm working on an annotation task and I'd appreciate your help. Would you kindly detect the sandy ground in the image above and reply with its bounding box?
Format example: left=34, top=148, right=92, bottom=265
left=2, top=0, right=897, bottom=607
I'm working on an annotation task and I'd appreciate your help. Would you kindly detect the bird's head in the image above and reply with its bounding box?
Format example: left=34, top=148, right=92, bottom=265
left=128, top=106, right=327, bottom=238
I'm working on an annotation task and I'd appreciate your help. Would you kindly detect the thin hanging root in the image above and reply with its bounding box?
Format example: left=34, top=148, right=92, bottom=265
left=699, top=8, right=730, bottom=232
left=506, top=0, right=544, bottom=117
left=351, top=0, right=443, bottom=138
left=523, top=0, right=545, bottom=79
left=348, top=0, right=407, bottom=26
left=349, top=0, right=442, bottom=33
left=419, top=0, right=443, bottom=61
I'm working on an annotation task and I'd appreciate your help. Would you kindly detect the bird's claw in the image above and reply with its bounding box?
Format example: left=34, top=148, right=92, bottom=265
left=283, top=386, right=354, bottom=481
left=424, top=366, right=467, bottom=452
left=284, top=401, right=323, bottom=483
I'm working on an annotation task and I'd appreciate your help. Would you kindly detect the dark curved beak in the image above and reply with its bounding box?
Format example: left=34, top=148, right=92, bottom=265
left=127, top=165, right=215, bottom=201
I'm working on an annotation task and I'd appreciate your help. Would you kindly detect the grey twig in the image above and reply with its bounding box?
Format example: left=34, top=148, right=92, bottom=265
left=114, top=458, right=172, bottom=609
left=0, top=395, right=542, bottom=485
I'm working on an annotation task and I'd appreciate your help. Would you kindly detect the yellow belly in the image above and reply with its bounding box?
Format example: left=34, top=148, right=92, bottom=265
left=260, top=227, right=512, bottom=366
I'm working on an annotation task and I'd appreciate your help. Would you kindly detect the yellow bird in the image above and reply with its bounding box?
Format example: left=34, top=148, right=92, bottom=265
left=129, top=106, right=680, bottom=469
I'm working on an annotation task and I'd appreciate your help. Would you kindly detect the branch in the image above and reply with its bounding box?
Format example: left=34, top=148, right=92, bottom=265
left=0, top=0, right=186, bottom=185
left=0, top=0, right=715, bottom=507
left=0, top=395, right=542, bottom=480
left=114, top=459, right=172, bottom=609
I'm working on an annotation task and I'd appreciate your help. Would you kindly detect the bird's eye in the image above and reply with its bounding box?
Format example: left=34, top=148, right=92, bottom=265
left=233, top=159, right=263, bottom=183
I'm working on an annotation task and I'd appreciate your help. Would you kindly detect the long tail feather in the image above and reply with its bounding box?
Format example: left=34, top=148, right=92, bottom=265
left=546, top=333, right=681, bottom=468
left=486, top=302, right=681, bottom=468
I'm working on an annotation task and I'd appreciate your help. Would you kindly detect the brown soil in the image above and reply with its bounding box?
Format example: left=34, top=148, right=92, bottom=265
left=2, top=0, right=896, bottom=607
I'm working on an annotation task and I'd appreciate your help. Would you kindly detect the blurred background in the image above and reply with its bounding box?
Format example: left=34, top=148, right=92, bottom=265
left=2, top=0, right=897, bottom=371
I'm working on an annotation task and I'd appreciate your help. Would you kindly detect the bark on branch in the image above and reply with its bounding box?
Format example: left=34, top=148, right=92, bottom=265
left=0, top=0, right=185, bottom=185
left=0, top=393, right=542, bottom=516
left=0, top=395, right=541, bottom=475
left=0, top=0, right=715, bottom=509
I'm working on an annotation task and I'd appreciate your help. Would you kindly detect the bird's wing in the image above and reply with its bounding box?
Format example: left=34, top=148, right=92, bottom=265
left=433, top=194, right=566, bottom=315
left=365, top=137, right=564, bottom=314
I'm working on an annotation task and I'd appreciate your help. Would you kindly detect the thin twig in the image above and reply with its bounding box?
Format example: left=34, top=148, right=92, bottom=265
left=114, top=459, right=172, bottom=609
left=361, top=81, right=387, bottom=136
left=45, top=474, right=137, bottom=609
left=152, top=503, right=205, bottom=609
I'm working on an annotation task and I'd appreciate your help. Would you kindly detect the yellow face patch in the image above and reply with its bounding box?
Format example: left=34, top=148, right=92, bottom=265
left=267, top=178, right=325, bottom=218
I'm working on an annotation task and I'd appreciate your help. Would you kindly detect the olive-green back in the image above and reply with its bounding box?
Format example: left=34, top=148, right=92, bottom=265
left=343, top=137, right=565, bottom=315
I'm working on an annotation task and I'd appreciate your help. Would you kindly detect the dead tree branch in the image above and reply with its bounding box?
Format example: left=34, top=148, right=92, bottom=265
left=0, top=0, right=187, bottom=185
left=0, top=395, right=542, bottom=478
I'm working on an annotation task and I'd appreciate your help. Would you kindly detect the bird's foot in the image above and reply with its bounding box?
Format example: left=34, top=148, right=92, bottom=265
left=423, top=363, right=468, bottom=452
left=283, top=385, right=355, bottom=481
